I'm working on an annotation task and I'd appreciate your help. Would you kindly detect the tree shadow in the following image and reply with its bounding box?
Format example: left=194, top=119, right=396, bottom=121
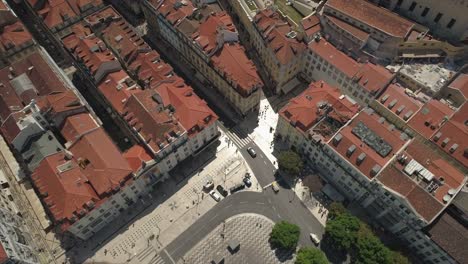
left=268, top=242, right=295, bottom=263
left=320, top=234, right=349, bottom=264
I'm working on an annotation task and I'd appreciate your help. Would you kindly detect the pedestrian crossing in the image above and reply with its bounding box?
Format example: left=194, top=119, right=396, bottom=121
left=150, top=254, right=166, bottom=264
left=224, top=126, right=253, bottom=149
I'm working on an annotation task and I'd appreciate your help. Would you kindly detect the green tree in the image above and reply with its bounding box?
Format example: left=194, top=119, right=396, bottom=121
left=328, top=202, right=347, bottom=219
left=353, top=225, right=392, bottom=264
left=270, top=221, right=301, bottom=250
left=278, top=150, right=303, bottom=175
left=295, top=247, right=328, bottom=264
left=325, top=213, right=360, bottom=251
left=390, top=251, right=411, bottom=264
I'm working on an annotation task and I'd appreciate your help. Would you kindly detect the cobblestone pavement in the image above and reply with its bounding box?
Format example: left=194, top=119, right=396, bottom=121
left=69, top=131, right=261, bottom=264
left=179, top=213, right=295, bottom=264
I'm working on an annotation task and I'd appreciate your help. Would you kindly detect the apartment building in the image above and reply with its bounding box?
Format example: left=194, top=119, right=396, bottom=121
left=303, top=37, right=394, bottom=106
left=0, top=208, right=37, bottom=264
left=0, top=2, right=37, bottom=68
left=251, top=9, right=307, bottom=94
left=63, top=7, right=219, bottom=177
left=141, top=0, right=263, bottom=116
left=25, top=0, right=104, bottom=38
left=371, top=0, right=468, bottom=43
left=439, top=73, right=468, bottom=108
left=277, top=81, right=468, bottom=264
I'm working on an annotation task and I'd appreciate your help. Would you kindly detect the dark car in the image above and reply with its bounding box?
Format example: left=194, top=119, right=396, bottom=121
left=216, top=185, right=228, bottom=197
left=247, top=147, right=256, bottom=158
left=229, top=183, right=246, bottom=194
left=243, top=177, right=252, bottom=187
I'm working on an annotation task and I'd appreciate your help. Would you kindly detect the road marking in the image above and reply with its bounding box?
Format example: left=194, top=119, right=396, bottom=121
left=163, top=249, right=176, bottom=264
left=209, top=214, right=219, bottom=222
left=225, top=204, right=232, bottom=208
left=277, top=213, right=281, bottom=218
left=255, top=202, right=265, bottom=205
left=240, top=201, right=248, bottom=204
left=263, top=160, right=267, bottom=164
left=272, top=206, right=277, bottom=212
left=268, top=198, right=272, bottom=204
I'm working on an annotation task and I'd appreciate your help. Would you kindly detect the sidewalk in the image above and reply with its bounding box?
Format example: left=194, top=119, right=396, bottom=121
left=65, top=131, right=261, bottom=264
left=293, top=180, right=328, bottom=227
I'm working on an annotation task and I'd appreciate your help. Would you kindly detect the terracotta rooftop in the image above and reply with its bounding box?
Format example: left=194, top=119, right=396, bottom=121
left=65, top=0, right=102, bottom=15
left=0, top=20, right=33, bottom=54
left=211, top=43, right=263, bottom=96
left=192, top=11, right=236, bottom=54
left=324, top=15, right=369, bottom=42
left=427, top=212, right=468, bottom=263
left=151, top=0, right=195, bottom=27
left=128, top=51, right=178, bottom=89
left=154, top=78, right=218, bottom=137
left=0, top=243, right=7, bottom=263
left=377, top=84, right=423, bottom=122
left=280, top=81, right=359, bottom=135
left=123, top=144, right=152, bottom=173
left=325, top=0, right=415, bottom=38
left=60, top=112, right=99, bottom=144
left=308, top=38, right=393, bottom=93
left=123, top=89, right=184, bottom=154
left=0, top=111, right=27, bottom=144
left=31, top=151, right=101, bottom=231
left=378, top=139, right=466, bottom=222
left=329, top=109, right=408, bottom=179
left=408, top=99, right=454, bottom=139
left=36, top=90, right=84, bottom=117
left=448, top=73, right=468, bottom=100
left=63, top=32, right=120, bottom=82
left=301, top=15, right=321, bottom=39
left=98, top=70, right=140, bottom=115
left=431, top=103, right=468, bottom=167
left=85, top=6, right=150, bottom=65
left=254, top=9, right=307, bottom=65
left=28, top=0, right=78, bottom=29
left=0, top=52, right=68, bottom=121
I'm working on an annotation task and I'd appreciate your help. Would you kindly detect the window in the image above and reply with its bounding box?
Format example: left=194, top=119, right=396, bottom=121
left=408, top=2, right=416, bottom=11
left=421, top=7, right=429, bottom=17
left=396, top=0, right=403, bottom=6
left=434, top=13, right=442, bottom=23
left=447, top=19, right=456, bottom=28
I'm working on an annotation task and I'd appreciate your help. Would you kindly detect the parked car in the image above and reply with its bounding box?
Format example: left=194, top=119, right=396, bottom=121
left=247, top=147, right=256, bottom=158
left=309, top=233, right=321, bottom=245
left=243, top=177, right=252, bottom=187
left=271, top=181, right=280, bottom=192
left=209, top=190, right=221, bottom=202
left=216, top=185, right=228, bottom=197
left=245, top=172, right=251, bottom=178
left=229, top=183, right=245, bottom=194
left=203, top=181, right=214, bottom=191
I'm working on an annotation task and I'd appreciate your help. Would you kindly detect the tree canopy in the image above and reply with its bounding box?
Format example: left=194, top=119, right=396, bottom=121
left=269, top=221, right=301, bottom=250
left=295, top=247, right=328, bottom=264
left=325, top=212, right=361, bottom=251
left=277, top=150, right=303, bottom=175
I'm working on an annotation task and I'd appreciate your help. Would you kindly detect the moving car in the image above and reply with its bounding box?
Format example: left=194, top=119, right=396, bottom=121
left=209, top=190, right=221, bottom=202
left=271, top=181, right=280, bottom=192
left=247, top=147, right=256, bottom=158
left=216, top=185, right=228, bottom=197
left=310, top=233, right=321, bottom=245
left=243, top=177, right=252, bottom=187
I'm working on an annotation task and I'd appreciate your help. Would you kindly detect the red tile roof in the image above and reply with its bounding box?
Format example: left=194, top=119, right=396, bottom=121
left=0, top=112, right=26, bottom=144
left=211, top=43, right=263, bottom=96
left=28, top=0, right=78, bottom=29
left=85, top=6, right=150, bottom=66
left=154, top=78, right=218, bottom=136
left=408, top=99, right=454, bottom=139
left=428, top=212, right=468, bottom=263
left=448, top=73, right=468, bottom=100
left=98, top=70, right=140, bottom=115
left=379, top=139, right=466, bottom=222
left=63, top=32, right=119, bottom=80
left=123, top=144, right=152, bottom=173
left=152, top=0, right=195, bottom=26
left=378, top=165, right=443, bottom=222
left=0, top=20, right=33, bottom=53
left=377, top=84, right=423, bottom=121
left=36, top=90, right=84, bottom=116
left=326, top=0, right=414, bottom=38
left=31, top=151, right=101, bottom=231
left=60, top=112, right=99, bottom=144
left=280, top=81, right=359, bottom=134
left=123, top=89, right=184, bottom=154
left=0, top=52, right=68, bottom=121
left=324, top=15, right=369, bottom=42
left=431, top=103, right=468, bottom=167
left=128, top=51, right=177, bottom=89
left=330, top=109, right=407, bottom=179
left=65, top=0, right=102, bottom=15
left=308, top=38, right=393, bottom=93
left=192, top=11, right=236, bottom=54
left=254, top=9, right=307, bottom=65
left=301, top=15, right=321, bottom=38
left=0, top=243, right=7, bottom=263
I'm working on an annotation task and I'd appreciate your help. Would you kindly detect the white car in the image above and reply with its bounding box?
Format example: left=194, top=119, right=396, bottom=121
left=209, top=190, right=221, bottom=202
left=310, top=233, right=321, bottom=245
